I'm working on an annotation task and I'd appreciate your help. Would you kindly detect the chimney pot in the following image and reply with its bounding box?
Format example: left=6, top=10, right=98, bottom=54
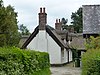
left=40, top=8, right=42, bottom=13
left=59, top=19, right=60, bottom=23
left=38, top=7, right=47, bottom=30
left=56, top=19, right=58, bottom=23
left=43, top=7, right=45, bottom=13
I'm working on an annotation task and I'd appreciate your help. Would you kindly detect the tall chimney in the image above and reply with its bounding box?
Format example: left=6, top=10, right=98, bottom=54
left=38, top=7, right=47, bottom=30
left=55, top=19, right=62, bottom=30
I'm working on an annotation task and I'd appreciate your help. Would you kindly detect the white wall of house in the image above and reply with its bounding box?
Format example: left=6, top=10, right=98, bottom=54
left=61, top=48, right=68, bottom=63
left=27, top=30, right=73, bottom=64
left=27, top=30, right=48, bottom=52
left=47, top=33, right=61, bottom=64
left=64, top=49, right=69, bottom=63
left=27, top=30, right=72, bottom=64
left=69, top=49, right=72, bottom=62
left=27, top=30, right=63, bottom=64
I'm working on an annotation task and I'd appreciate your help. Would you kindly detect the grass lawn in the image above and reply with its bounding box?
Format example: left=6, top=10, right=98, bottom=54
left=33, top=68, right=51, bottom=75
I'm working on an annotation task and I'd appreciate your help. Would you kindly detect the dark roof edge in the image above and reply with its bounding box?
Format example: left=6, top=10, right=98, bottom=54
left=46, top=26, right=66, bottom=48
left=82, top=5, right=100, bottom=7
left=22, top=25, right=70, bottom=49
left=21, top=26, right=39, bottom=49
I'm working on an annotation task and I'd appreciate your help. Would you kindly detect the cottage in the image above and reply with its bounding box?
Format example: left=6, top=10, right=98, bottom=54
left=22, top=8, right=72, bottom=65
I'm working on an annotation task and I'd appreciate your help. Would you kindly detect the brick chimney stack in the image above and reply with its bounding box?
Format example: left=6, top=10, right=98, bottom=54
left=38, top=7, right=47, bottom=30
left=55, top=19, right=62, bottom=30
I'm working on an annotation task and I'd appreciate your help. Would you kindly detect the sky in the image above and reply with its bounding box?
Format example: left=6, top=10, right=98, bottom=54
left=3, top=0, right=100, bottom=33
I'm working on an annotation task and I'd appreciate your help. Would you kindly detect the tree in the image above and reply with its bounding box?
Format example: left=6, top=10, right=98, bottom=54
left=61, top=18, right=68, bottom=25
left=71, top=7, right=83, bottom=33
left=19, top=24, right=30, bottom=35
left=61, top=18, right=74, bottom=32
left=61, top=18, right=68, bottom=30
left=0, top=34, right=6, bottom=46
left=0, top=1, right=20, bottom=46
left=0, top=0, right=3, bottom=7
left=85, top=36, right=100, bottom=50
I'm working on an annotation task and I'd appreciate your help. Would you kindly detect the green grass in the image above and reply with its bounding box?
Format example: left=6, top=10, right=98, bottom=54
left=33, top=68, right=51, bottom=75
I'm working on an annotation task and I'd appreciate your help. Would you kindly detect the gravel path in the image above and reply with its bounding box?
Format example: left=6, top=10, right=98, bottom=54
left=50, top=66, right=81, bottom=75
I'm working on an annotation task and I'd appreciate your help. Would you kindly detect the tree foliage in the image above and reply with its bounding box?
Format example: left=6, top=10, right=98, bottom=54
left=0, top=34, right=6, bottom=46
left=85, top=36, right=100, bottom=50
left=82, top=36, right=100, bottom=75
left=0, top=0, right=20, bottom=46
left=71, top=7, right=83, bottom=33
left=61, top=18, right=74, bottom=33
left=82, top=48, right=100, bottom=75
left=19, top=24, right=30, bottom=35
left=61, top=18, right=68, bottom=30
left=61, top=18, right=68, bottom=25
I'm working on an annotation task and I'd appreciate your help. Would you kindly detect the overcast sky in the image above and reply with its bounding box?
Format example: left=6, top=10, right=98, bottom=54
left=3, top=0, right=100, bottom=32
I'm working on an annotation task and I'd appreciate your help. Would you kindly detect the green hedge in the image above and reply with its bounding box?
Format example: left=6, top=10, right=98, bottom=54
left=82, top=49, right=100, bottom=75
left=0, top=47, right=50, bottom=75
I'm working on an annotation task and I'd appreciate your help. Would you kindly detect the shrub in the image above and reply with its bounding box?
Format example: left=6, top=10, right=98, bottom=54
left=82, top=36, right=100, bottom=75
left=85, top=36, right=100, bottom=50
left=82, top=49, right=100, bottom=75
left=0, top=47, right=50, bottom=75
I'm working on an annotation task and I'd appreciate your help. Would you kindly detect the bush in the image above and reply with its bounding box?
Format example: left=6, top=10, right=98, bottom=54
left=0, top=47, right=50, bottom=75
left=82, top=36, right=100, bottom=75
left=85, top=36, right=100, bottom=50
left=82, top=49, right=100, bottom=75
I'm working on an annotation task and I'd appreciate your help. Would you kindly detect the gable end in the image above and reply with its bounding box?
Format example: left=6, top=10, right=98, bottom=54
left=21, top=26, right=39, bottom=49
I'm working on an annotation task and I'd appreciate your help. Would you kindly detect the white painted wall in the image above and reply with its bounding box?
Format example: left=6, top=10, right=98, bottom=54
left=27, top=30, right=48, bottom=52
left=47, top=33, right=61, bottom=64
left=64, top=49, right=68, bottom=63
left=61, top=49, right=64, bottom=63
left=61, top=48, right=68, bottom=63
left=69, top=49, right=72, bottom=62
left=68, top=40, right=73, bottom=62
left=27, top=30, right=72, bottom=64
left=27, top=30, right=62, bottom=64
